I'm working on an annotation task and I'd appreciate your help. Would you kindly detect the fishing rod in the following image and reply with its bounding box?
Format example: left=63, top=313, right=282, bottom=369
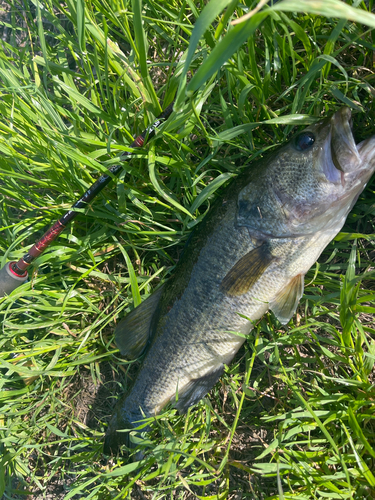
left=0, top=102, right=175, bottom=297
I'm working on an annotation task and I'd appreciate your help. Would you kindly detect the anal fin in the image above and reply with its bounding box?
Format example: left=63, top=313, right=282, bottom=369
left=220, top=243, right=274, bottom=297
left=269, top=274, right=304, bottom=325
left=174, top=364, right=224, bottom=414
left=115, top=286, right=164, bottom=359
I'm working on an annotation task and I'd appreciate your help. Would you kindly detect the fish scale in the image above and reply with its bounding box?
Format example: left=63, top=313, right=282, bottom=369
left=119, top=202, right=254, bottom=412
left=104, top=107, right=375, bottom=453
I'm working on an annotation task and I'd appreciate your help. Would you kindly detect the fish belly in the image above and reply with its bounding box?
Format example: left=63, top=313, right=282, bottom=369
left=118, top=212, right=269, bottom=425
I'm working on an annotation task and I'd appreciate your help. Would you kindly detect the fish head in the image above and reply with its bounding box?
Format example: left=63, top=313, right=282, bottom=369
left=237, top=107, right=375, bottom=237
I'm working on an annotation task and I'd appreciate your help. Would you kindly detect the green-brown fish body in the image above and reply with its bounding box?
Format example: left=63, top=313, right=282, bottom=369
left=104, top=108, right=375, bottom=452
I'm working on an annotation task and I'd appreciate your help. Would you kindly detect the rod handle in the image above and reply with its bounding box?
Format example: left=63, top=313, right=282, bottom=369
left=0, top=262, right=28, bottom=297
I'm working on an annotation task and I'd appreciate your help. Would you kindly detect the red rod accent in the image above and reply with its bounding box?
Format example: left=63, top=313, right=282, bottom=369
left=30, top=221, right=66, bottom=257
left=8, top=262, right=28, bottom=278
left=13, top=221, right=65, bottom=272
left=133, top=136, right=145, bottom=147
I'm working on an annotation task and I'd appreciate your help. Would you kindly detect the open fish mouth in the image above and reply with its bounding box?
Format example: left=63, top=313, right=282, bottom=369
left=331, top=107, right=359, bottom=172
left=330, top=107, right=375, bottom=178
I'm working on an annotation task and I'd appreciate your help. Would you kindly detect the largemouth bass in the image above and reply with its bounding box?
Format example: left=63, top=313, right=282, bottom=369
left=104, top=107, right=375, bottom=453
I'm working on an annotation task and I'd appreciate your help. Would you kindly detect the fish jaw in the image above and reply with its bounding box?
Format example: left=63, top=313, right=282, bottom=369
left=330, top=107, right=375, bottom=181
left=330, top=107, right=361, bottom=175
left=307, top=107, right=375, bottom=218
left=350, top=133, right=375, bottom=189
left=327, top=108, right=375, bottom=217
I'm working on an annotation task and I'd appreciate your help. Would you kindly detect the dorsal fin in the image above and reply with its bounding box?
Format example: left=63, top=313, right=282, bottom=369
left=220, top=243, right=274, bottom=297
left=269, top=274, right=304, bottom=325
left=114, top=286, right=164, bottom=359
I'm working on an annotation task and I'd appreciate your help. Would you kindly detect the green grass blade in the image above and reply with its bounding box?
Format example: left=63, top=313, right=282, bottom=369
left=272, top=0, right=375, bottom=28
left=187, top=11, right=270, bottom=94
left=131, top=0, right=160, bottom=111
left=77, top=0, right=86, bottom=52
left=36, top=1, right=49, bottom=73
left=112, top=238, right=141, bottom=307
left=175, top=0, right=233, bottom=109
left=132, top=0, right=148, bottom=78
left=148, top=143, right=193, bottom=218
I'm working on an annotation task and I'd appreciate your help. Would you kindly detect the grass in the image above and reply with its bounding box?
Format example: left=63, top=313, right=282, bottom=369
left=0, top=0, right=375, bottom=498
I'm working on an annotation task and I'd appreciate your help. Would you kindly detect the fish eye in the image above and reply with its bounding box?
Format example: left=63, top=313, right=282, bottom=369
left=294, top=132, right=315, bottom=151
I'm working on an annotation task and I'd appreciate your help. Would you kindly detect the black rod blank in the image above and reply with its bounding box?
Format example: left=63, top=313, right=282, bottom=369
left=8, top=102, right=174, bottom=278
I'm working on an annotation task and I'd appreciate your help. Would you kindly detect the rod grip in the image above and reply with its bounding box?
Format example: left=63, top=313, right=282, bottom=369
left=0, top=262, right=28, bottom=297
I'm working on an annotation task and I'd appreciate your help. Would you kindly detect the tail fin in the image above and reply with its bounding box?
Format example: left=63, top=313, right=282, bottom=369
left=104, top=412, right=125, bottom=454
left=103, top=410, right=149, bottom=455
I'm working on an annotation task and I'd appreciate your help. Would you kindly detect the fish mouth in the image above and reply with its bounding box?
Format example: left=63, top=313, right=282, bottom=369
left=329, top=107, right=375, bottom=181
left=330, top=107, right=360, bottom=175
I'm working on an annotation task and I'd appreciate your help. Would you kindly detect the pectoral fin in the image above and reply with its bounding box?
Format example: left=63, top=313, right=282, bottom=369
left=220, top=243, right=274, bottom=296
left=174, top=364, right=224, bottom=414
left=269, top=274, right=304, bottom=325
left=114, top=286, right=164, bottom=359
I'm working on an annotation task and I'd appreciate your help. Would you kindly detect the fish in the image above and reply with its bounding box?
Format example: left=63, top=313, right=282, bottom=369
left=104, top=107, right=375, bottom=453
